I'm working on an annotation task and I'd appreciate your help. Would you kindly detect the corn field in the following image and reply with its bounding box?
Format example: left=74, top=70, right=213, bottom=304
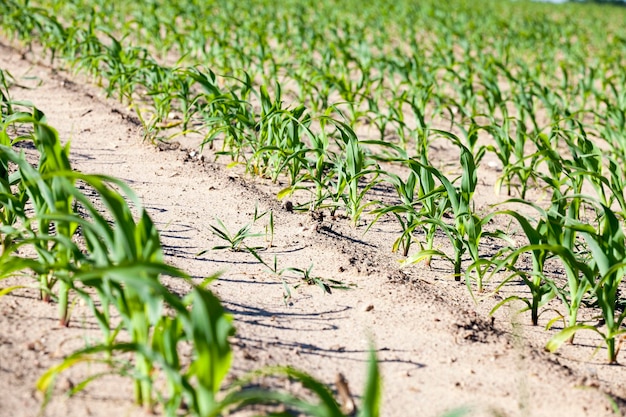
left=1, top=0, right=626, bottom=415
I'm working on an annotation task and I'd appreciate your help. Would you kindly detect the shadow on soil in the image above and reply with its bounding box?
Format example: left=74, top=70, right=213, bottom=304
left=223, top=300, right=425, bottom=369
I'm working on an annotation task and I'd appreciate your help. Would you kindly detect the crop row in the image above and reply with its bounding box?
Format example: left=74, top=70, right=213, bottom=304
left=1, top=0, right=625, bottom=380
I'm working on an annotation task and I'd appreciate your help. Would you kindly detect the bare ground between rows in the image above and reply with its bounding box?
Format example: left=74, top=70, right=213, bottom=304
left=0, top=41, right=625, bottom=417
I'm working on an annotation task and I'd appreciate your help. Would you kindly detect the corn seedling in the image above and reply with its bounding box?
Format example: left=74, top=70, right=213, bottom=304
left=331, top=124, right=381, bottom=225
left=547, top=207, right=626, bottom=364
left=401, top=142, right=483, bottom=286
left=490, top=209, right=560, bottom=326
left=282, top=263, right=352, bottom=295
left=201, top=217, right=265, bottom=253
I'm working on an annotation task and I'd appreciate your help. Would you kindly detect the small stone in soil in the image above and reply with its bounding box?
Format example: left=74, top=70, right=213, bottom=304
left=282, top=200, right=293, bottom=212
left=330, top=344, right=346, bottom=352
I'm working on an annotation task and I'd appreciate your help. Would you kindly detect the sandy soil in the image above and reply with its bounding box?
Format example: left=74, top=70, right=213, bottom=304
left=0, top=40, right=625, bottom=417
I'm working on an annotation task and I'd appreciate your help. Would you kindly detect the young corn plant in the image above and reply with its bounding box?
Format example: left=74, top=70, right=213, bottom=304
left=0, top=168, right=28, bottom=252
left=295, top=118, right=337, bottom=211
left=604, top=158, right=626, bottom=217
left=199, top=204, right=275, bottom=256
left=547, top=206, right=626, bottom=364
left=200, top=217, right=265, bottom=254
left=491, top=191, right=591, bottom=330
left=1, top=109, right=79, bottom=325
left=251, top=85, right=313, bottom=185
left=0, top=69, right=15, bottom=117
left=403, top=142, right=490, bottom=290
left=369, top=152, right=447, bottom=261
left=331, top=124, right=381, bottom=226
left=276, top=113, right=352, bottom=212
left=0, top=85, right=30, bottom=252
left=213, top=220, right=254, bottom=252
left=490, top=208, right=559, bottom=326
left=281, top=263, right=352, bottom=295
left=370, top=169, right=422, bottom=257
left=189, top=68, right=256, bottom=160
left=487, top=115, right=542, bottom=199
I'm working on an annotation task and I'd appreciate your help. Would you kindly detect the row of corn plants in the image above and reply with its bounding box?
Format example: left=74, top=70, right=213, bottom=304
left=1, top=0, right=625, bottom=363
left=0, top=70, right=388, bottom=416
left=14, top=0, right=623, bottom=161
left=3, top=0, right=625, bottom=161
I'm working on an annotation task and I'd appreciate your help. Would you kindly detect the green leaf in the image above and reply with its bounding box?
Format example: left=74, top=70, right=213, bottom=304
left=189, top=286, right=235, bottom=398
left=277, top=186, right=295, bottom=200
left=359, top=348, right=381, bottom=417
left=546, top=324, right=600, bottom=353
left=402, top=249, right=451, bottom=267
left=0, top=285, right=25, bottom=297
